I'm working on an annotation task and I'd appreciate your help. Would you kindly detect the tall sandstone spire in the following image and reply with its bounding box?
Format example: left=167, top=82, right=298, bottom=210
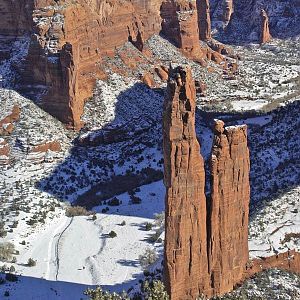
left=260, top=9, right=272, bottom=43
left=163, top=66, right=209, bottom=299
left=208, top=120, right=250, bottom=294
left=163, top=67, right=251, bottom=299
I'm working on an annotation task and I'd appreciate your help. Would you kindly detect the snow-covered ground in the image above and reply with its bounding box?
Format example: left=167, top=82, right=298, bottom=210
left=0, top=27, right=299, bottom=300
left=0, top=181, right=165, bottom=299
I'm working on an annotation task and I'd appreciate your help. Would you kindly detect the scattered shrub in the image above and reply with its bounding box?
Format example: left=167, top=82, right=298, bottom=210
left=138, top=248, right=158, bottom=269
left=145, top=222, right=153, bottom=231
left=108, top=197, right=120, bottom=206
left=0, top=243, right=15, bottom=262
left=84, top=287, right=129, bottom=300
left=5, top=273, right=17, bottom=282
left=27, top=258, right=36, bottom=267
left=65, top=206, right=93, bottom=217
left=142, top=280, right=169, bottom=300
left=109, top=231, right=117, bottom=238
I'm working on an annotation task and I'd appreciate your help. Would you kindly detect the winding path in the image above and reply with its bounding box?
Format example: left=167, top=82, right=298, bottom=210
left=55, top=217, right=74, bottom=280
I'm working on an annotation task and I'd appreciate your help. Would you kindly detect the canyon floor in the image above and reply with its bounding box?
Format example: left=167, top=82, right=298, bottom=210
left=0, top=34, right=299, bottom=299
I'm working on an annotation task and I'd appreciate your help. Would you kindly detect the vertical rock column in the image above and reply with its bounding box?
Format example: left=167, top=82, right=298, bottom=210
left=260, top=9, right=272, bottom=44
left=197, top=0, right=211, bottom=40
left=208, top=120, right=250, bottom=295
left=163, top=66, right=209, bottom=300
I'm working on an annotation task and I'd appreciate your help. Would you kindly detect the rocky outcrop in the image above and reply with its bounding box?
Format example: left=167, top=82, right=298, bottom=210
left=208, top=120, right=250, bottom=294
left=0, top=138, right=9, bottom=156
left=163, top=66, right=209, bottom=299
left=197, top=0, right=211, bottom=40
left=1, top=0, right=163, bottom=128
left=161, top=0, right=205, bottom=61
left=260, top=9, right=272, bottom=43
left=0, top=105, right=20, bottom=135
left=163, top=67, right=251, bottom=299
left=31, top=141, right=61, bottom=153
left=223, top=0, right=234, bottom=24
left=0, top=138, right=10, bottom=165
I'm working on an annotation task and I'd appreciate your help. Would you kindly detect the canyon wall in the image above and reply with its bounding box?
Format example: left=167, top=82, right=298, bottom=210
left=160, top=0, right=207, bottom=62
left=0, top=0, right=163, bottom=128
left=197, top=0, right=211, bottom=40
left=210, top=0, right=300, bottom=42
left=0, top=0, right=216, bottom=128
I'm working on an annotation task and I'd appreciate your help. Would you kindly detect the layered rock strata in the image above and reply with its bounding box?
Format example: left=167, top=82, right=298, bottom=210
left=163, top=66, right=209, bottom=299
left=260, top=9, right=272, bottom=43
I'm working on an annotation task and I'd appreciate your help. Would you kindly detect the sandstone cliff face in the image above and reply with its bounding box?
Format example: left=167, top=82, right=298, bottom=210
left=210, top=0, right=299, bottom=43
left=163, top=66, right=209, bottom=299
left=161, top=0, right=205, bottom=60
left=197, top=0, right=211, bottom=40
left=260, top=9, right=272, bottom=43
left=1, top=0, right=163, bottom=128
left=208, top=120, right=250, bottom=294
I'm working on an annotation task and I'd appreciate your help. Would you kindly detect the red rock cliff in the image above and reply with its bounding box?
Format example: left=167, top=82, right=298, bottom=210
left=208, top=120, right=250, bottom=295
left=161, top=1, right=201, bottom=54
left=2, top=0, right=162, bottom=128
left=197, top=0, right=211, bottom=40
left=163, top=66, right=209, bottom=300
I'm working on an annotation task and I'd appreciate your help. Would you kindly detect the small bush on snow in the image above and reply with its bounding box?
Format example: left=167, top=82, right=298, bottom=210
left=138, top=247, right=158, bottom=269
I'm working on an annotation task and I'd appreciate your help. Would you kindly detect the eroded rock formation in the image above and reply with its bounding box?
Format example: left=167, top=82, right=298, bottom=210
left=163, top=66, right=209, bottom=299
left=261, top=9, right=272, bottom=43
left=163, top=67, right=251, bottom=299
left=197, top=0, right=211, bottom=40
left=208, top=120, right=250, bottom=294
left=161, top=0, right=205, bottom=61
left=0, top=105, right=20, bottom=135
left=163, top=68, right=300, bottom=299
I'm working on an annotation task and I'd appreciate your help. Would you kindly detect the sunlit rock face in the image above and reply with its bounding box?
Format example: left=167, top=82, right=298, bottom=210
left=163, top=66, right=251, bottom=300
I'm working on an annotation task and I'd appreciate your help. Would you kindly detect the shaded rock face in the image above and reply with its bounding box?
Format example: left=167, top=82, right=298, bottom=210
left=208, top=120, right=250, bottom=294
left=210, top=0, right=299, bottom=43
left=163, top=67, right=251, bottom=299
left=0, top=0, right=162, bottom=128
left=260, top=9, right=272, bottom=43
left=197, top=0, right=211, bottom=40
left=163, top=66, right=209, bottom=300
left=160, top=0, right=204, bottom=59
